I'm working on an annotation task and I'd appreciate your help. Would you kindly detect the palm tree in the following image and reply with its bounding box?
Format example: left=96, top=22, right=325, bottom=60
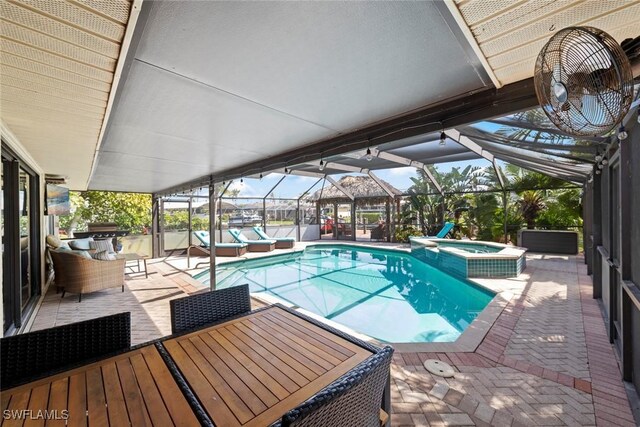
left=518, top=190, right=546, bottom=229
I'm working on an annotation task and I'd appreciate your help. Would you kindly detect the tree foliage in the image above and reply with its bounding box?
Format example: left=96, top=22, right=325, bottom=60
left=59, top=191, right=151, bottom=235
left=399, top=164, right=582, bottom=243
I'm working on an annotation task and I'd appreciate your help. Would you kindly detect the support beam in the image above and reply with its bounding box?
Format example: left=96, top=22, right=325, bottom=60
left=298, top=178, right=323, bottom=201
left=420, top=165, right=444, bottom=196
left=208, top=183, right=217, bottom=291
left=326, top=176, right=355, bottom=200
left=323, top=162, right=367, bottom=174
left=286, top=169, right=326, bottom=179
left=487, top=118, right=608, bottom=144
left=493, top=159, right=505, bottom=190
left=451, top=128, right=589, bottom=182
left=371, top=148, right=443, bottom=195
left=448, top=129, right=495, bottom=162
left=151, top=195, right=160, bottom=258
left=264, top=175, right=286, bottom=198
left=368, top=171, right=395, bottom=197
left=188, top=194, right=193, bottom=247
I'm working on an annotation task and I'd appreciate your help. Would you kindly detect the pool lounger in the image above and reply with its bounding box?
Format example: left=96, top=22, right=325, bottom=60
left=252, top=226, right=295, bottom=249
left=190, top=231, right=248, bottom=257
left=215, top=243, right=248, bottom=257
left=228, top=229, right=276, bottom=252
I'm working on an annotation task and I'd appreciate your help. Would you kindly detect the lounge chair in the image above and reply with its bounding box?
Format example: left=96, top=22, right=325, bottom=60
left=1, top=312, right=131, bottom=389
left=417, top=221, right=455, bottom=239
left=192, top=230, right=248, bottom=256
left=228, top=228, right=276, bottom=252
left=187, top=230, right=248, bottom=267
left=252, top=226, right=295, bottom=249
left=170, top=284, right=251, bottom=333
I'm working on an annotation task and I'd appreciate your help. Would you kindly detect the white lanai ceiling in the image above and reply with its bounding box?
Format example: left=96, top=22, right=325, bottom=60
left=0, top=0, right=139, bottom=190
left=89, top=1, right=492, bottom=192
left=446, top=0, right=639, bottom=87
left=3, top=1, right=636, bottom=192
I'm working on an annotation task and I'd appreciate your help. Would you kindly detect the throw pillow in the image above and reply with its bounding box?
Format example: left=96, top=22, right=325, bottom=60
left=68, top=237, right=94, bottom=250
left=92, top=250, right=116, bottom=261
left=46, top=235, right=71, bottom=250
left=46, top=234, right=61, bottom=248
left=89, top=239, right=114, bottom=254
left=68, top=250, right=93, bottom=259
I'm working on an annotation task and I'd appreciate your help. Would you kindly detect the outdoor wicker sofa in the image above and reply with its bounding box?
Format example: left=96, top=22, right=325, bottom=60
left=49, top=250, right=126, bottom=302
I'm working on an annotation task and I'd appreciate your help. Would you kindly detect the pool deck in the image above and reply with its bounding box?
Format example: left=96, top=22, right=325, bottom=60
left=28, top=244, right=639, bottom=426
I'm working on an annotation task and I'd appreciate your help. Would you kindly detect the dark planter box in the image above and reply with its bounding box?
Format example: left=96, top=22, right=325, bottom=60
left=518, top=229, right=579, bottom=254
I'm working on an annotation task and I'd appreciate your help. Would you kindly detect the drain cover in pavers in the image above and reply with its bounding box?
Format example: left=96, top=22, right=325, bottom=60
left=423, top=359, right=455, bottom=377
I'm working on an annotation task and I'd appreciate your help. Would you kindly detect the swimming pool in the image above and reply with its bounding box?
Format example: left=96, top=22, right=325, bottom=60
left=196, top=245, right=495, bottom=343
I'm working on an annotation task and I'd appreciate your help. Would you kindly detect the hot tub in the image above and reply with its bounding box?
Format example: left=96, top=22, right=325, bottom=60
left=410, top=238, right=527, bottom=278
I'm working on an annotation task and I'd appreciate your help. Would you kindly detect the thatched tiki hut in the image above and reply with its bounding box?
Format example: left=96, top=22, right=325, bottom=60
left=307, top=175, right=402, bottom=241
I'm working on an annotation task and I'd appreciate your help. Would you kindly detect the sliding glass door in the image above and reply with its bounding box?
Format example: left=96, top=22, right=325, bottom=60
left=2, top=146, right=41, bottom=334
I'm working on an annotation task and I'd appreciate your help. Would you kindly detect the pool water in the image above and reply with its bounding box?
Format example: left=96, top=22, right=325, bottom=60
left=198, top=245, right=495, bottom=343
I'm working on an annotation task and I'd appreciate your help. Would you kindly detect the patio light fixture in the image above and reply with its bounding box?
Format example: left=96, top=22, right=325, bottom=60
left=319, top=159, right=325, bottom=171
left=439, top=131, right=447, bottom=146
left=618, top=125, right=628, bottom=141
left=365, top=147, right=373, bottom=161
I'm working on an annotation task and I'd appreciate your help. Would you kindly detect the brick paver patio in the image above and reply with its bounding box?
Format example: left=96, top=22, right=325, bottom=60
left=29, top=252, right=638, bottom=426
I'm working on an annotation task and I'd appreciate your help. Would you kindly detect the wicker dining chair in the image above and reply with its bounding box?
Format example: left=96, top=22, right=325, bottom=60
left=170, top=284, right=251, bottom=334
left=272, top=345, right=394, bottom=427
left=0, top=312, right=131, bottom=390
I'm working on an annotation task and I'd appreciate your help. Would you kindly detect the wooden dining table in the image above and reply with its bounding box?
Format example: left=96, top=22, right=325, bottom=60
left=1, top=345, right=200, bottom=427
left=161, top=305, right=374, bottom=427
left=0, top=305, right=381, bottom=427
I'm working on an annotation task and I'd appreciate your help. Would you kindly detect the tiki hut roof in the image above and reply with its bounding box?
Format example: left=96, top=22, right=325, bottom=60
left=308, top=175, right=401, bottom=206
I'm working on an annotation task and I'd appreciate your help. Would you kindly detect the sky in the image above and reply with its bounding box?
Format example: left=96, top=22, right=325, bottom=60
left=217, top=158, right=491, bottom=200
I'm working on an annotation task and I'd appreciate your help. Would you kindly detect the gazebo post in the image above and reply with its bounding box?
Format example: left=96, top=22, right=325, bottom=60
left=396, top=197, right=401, bottom=242
left=350, top=199, right=356, bottom=241
left=385, top=199, right=391, bottom=242
left=316, top=202, right=321, bottom=238
left=333, top=202, right=338, bottom=239
left=218, top=196, right=223, bottom=242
